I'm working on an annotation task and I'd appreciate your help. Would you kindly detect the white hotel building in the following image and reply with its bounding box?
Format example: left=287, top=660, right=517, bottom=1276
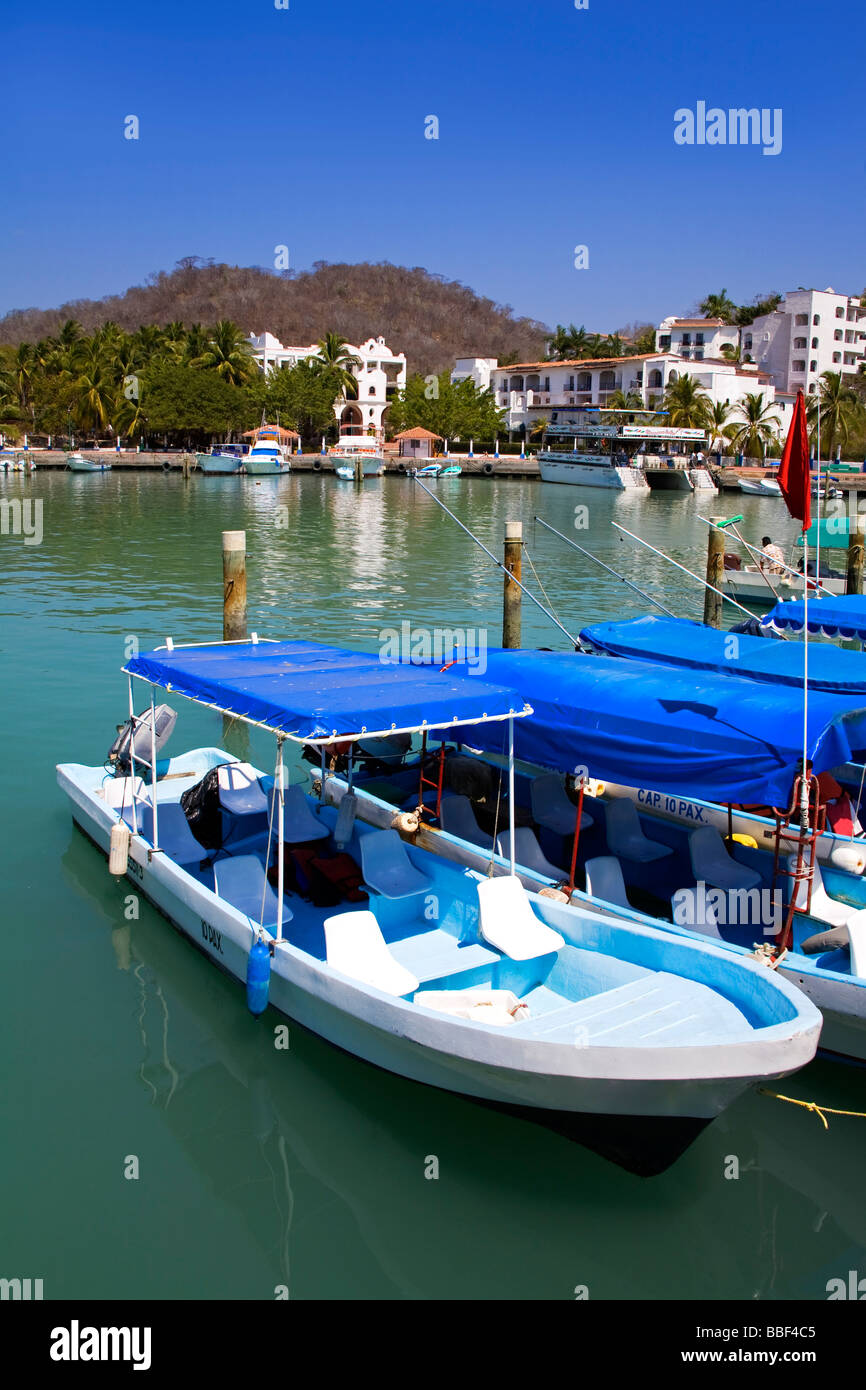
left=743, top=288, right=865, bottom=396
left=248, top=332, right=407, bottom=435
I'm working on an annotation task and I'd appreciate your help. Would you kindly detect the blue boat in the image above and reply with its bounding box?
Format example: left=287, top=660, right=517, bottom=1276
left=337, top=645, right=866, bottom=1059
left=57, top=639, right=821, bottom=1174
left=197, top=445, right=247, bottom=475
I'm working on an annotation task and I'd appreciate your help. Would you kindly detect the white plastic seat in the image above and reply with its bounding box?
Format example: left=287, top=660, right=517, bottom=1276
left=530, top=774, right=594, bottom=835
left=213, top=854, right=292, bottom=928
left=324, top=910, right=419, bottom=996
left=102, top=775, right=146, bottom=811
left=270, top=783, right=331, bottom=844
left=496, top=826, right=566, bottom=880
left=670, top=886, right=724, bottom=939
left=476, top=875, right=564, bottom=960
left=584, top=856, right=632, bottom=911
left=218, top=762, right=268, bottom=816
left=604, top=799, right=673, bottom=863
left=787, top=854, right=854, bottom=928
left=439, top=794, right=495, bottom=850
left=690, top=826, right=762, bottom=890
left=359, top=829, right=432, bottom=899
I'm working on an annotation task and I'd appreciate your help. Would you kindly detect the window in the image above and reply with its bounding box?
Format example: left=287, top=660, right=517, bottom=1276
left=811, top=337, right=819, bottom=349
left=744, top=335, right=753, bottom=350
left=794, top=338, right=807, bottom=349
left=694, top=350, right=704, bottom=360
left=833, top=352, right=841, bottom=363
left=810, top=360, right=818, bottom=372
left=369, top=386, right=376, bottom=395
left=793, top=360, right=806, bottom=371
left=836, top=307, right=845, bottom=317
left=795, top=313, right=808, bottom=326
left=813, top=314, right=820, bottom=325
left=648, top=369, right=663, bottom=388
left=835, top=330, right=843, bottom=341
left=695, top=333, right=704, bottom=345
left=681, top=333, right=691, bottom=345
left=659, top=335, right=671, bottom=350
left=577, top=372, right=592, bottom=391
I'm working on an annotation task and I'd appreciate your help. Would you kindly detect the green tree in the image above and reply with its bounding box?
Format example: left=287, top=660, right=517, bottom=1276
left=388, top=372, right=503, bottom=441
left=729, top=392, right=782, bottom=459
left=807, top=370, right=863, bottom=460
left=313, top=332, right=361, bottom=398
left=699, top=289, right=737, bottom=323
left=192, top=320, right=256, bottom=386
left=662, top=373, right=713, bottom=429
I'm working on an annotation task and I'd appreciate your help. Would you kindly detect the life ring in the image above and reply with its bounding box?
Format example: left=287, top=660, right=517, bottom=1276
left=312, top=459, right=322, bottom=471
left=397, top=462, right=406, bottom=473
left=482, top=462, right=494, bottom=476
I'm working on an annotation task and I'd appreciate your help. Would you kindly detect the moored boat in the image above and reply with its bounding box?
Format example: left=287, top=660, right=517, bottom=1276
left=242, top=424, right=294, bottom=475
left=197, top=445, right=248, bottom=475
left=538, top=408, right=707, bottom=491
left=328, top=435, right=385, bottom=476
left=66, top=452, right=111, bottom=472
left=738, top=476, right=783, bottom=496
left=56, top=637, right=821, bottom=1175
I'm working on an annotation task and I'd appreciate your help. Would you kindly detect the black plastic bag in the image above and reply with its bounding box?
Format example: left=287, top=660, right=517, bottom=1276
left=180, top=767, right=224, bottom=851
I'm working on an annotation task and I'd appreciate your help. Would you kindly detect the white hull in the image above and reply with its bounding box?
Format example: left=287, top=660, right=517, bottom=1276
left=738, top=479, right=782, bottom=496
left=539, top=458, right=648, bottom=490
left=722, top=570, right=846, bottom=605
left=57, top=760, right=819, bottom=1138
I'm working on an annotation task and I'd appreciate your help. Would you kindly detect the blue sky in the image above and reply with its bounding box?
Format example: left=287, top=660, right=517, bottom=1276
left=3, top=0, right=864, bottom=334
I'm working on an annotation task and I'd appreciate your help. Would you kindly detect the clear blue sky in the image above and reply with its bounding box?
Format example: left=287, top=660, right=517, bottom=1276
left=3, top=0, right=864, bottom=333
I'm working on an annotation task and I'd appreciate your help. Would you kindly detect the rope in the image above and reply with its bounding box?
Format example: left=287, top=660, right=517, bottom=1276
left=759, top=1089, right=866, bottom=1130
left=486, top=768, right=504, bottom=878
left=523, top=545, right=567, bottom=634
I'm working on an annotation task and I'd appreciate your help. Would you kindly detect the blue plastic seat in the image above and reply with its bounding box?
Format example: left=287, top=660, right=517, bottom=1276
left=213, top=854, right=293, bottom=929
left=359, top=829, right=433, bottom=899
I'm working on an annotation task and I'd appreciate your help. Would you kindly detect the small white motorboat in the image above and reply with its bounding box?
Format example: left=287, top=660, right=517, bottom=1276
left=66, top=452, right=111, bottom=473
left=738, top=477, right=782, bottom=497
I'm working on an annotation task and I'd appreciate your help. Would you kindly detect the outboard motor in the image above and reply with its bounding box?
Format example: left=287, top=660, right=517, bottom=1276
left=108, top=704, right=177, bottom=777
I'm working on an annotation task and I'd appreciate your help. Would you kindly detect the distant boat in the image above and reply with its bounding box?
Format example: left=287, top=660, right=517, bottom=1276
left=197, top=445, right=247, bottom=475
left=334, top=466, right=355, bottom=480
left=539, top=409, right=707, bottom=491
left=414, top=462, right=442, bottom=478
left=738, top=477, right=782, bottom=497
left=0, top=448, right=34, bottom=471
left=439, top=463, right=462, bottom=477
left=328, top=436, right=384, bottom=476
left=66, top=452, right=111, bottom=473
left=243, top=424, right=294, bottom=476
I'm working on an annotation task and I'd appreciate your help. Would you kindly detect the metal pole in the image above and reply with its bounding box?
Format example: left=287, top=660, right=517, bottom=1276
left=534, top=516, right=678, bottom=618
left=694, top=515, right=834, bottom=599
left=127, top=674, right=138, bottom=834
left=149, top=687, right=159, bottom=851
left=507, top=716, right=516, bottom=875
left=503, top=521, right=522, bottom=648
left=414, top=478, right=580, bottom=646
left=611, top=521, right=756, bottom=621
left=276, top=739, right=285, bottom=942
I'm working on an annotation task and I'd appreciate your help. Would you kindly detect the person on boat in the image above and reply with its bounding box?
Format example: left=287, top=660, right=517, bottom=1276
left=759, top=535, right=786, bottom=574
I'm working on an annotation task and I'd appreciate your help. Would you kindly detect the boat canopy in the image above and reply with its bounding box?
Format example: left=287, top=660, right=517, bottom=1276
left=123, top=639, right=531, bottom=745
left=447, top=648, right=866, bottom=805
left=580, top=614, right=866, bottom=696
left=763, top=596, right=866, bottom=643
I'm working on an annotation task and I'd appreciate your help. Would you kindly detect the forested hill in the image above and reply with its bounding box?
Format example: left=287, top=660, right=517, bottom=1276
left=0, top=259, right=550, bottom=375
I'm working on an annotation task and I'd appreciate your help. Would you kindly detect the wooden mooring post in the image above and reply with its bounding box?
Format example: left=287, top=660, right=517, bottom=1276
left=503, top=520, right=523, bottom=648
left=847, top=516, right=864, bottom=596
left=703, top=523, right=725, bottom=628
left=223, top=530, right=247, bottom=640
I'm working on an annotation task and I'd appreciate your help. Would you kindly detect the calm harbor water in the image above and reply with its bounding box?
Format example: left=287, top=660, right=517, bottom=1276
left=1, top=470, right=863, bottom=1301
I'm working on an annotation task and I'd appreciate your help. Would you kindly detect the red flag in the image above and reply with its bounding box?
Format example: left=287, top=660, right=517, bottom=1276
left=777, top=389, right=811, bottom=532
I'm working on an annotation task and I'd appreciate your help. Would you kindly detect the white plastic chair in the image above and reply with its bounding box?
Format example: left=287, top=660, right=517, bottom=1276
left=585, top=856, right=632, bottom=911
left=787, top=854, right=853, bottom=928
left=604, top=799, right=673, bottom=863
left=476, top=876, right=564, bottom=960
left=324, top=910, right=419, bottom=995
left=270, top=784, right=331, bottom=844
left=213, top=854, right=292, bottom=928
left=439, top=794, right=495, bottom=850
left=218, top=762, right=268, bottom=816
left=690, top=826, right=762, bottom=890
left=530, top=774, right=594, bottom=835
left=359, top=829, right=432, bottom=899
left=497, top=826, right=566, bottom=880
left=670, top=886, right=724, bottom=940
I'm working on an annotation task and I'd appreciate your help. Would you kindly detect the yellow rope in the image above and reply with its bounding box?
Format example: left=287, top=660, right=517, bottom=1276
left=759, top=1089, right=866, bottom=1130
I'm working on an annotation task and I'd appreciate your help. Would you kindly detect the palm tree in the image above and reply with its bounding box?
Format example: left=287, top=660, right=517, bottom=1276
left=706, top=400, right=735, bottom=453
left=699, top=289, right=737, bottom=323
left=662, top=373, right=713, bottom=429
left=729, top=393, right=782, bottom=459
left=193, top=320, right=256, bottom=386
left=807, top=371, right=863, bottom=461
left=314, top=332, right=360, bottom=398
left=604, top=389, right=644, bottom=417
left=719, top=341, right=753, bottom=364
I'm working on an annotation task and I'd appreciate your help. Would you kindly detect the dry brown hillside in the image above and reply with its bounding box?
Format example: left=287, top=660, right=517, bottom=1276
left=0, top=258, right=550, bottom=376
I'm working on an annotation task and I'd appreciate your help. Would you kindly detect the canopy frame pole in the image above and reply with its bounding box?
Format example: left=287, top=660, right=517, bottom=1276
left=319, top=745, right=326, bottom=803
left=126, top=674, right=138, bottom=834
left=149, top=686, right=159, bottom=852
left=611, top=521, right=756, bottom=621
left=413, top=478, right=581, bottom=647
left=276, top=737, right=285, bottom=943
left=507, top=717, right=516, bottom=875
left=567, top=777, right=586, bottom=898
left=534, top=516, right=679, bottom=619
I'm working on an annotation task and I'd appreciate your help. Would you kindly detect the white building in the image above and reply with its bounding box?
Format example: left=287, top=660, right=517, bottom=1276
left=454, top=352, right=789, bottom=441
left=743, top=288, right=865, bottom=396
left=248, top=332, right=407, bottom=435
left=655, top=317, right=740, bottom=360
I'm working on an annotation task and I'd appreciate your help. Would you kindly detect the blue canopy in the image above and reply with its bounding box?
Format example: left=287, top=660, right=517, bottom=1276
left=124, top=640, right=530, bottom=744
left=580, top=614, right=866, bottom=696
left=449, top=648, right=866, bottom=806
left=764, top=596, right=866, bottom=643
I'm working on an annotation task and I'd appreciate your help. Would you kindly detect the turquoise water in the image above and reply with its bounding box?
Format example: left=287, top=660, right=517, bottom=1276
left=1, top=470, right=863, bottom=1300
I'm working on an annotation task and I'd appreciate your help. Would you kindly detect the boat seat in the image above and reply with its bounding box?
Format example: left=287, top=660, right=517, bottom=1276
left=359, top=829, right=433, bottom=899
left=389, top=928, right=499, bottom=983
left=269, top=783, right=331, bottom=844
left=585, top=856, right=632, bottom=911
left=218, top=762, right=268, bottom=816
left=530, top=774, right=594, bottom=836
left=103, top=775, right=147, bottom=811
left=690, top=826, right=762, bottom=890
left=604, top=799, right=673, bottom=863
left=439, top=794, right=495, bottom=850
left=123, top=801, right=206, bottom=866
left=507, top=972, right=750, bottom=1044
left=496, top=826, right=566, bottom=880
left=787, top=854, right=858, bottom=929
left=476, top=875, right=564, bottom=960
left=324, top=910, right=419, bottom=996
left=670, top=887, right=724, bottom=940
left=213, top=854, right=292, bottom=929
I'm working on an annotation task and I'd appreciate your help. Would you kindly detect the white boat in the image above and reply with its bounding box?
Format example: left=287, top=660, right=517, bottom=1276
left=738, top=477, right=782, bottom=496
left=197, top=445, right=248, bottom=475
left=66, top=452, right=111, bottom=473
left=538, top=409, right=706, bottom=491
left=243, top=424, right=294, bottom=475
left=722, top=567, right=846, bottom=606
left=328, top=435, right=385, bottom=476
left=56, top=637, right=821, bottom=1176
